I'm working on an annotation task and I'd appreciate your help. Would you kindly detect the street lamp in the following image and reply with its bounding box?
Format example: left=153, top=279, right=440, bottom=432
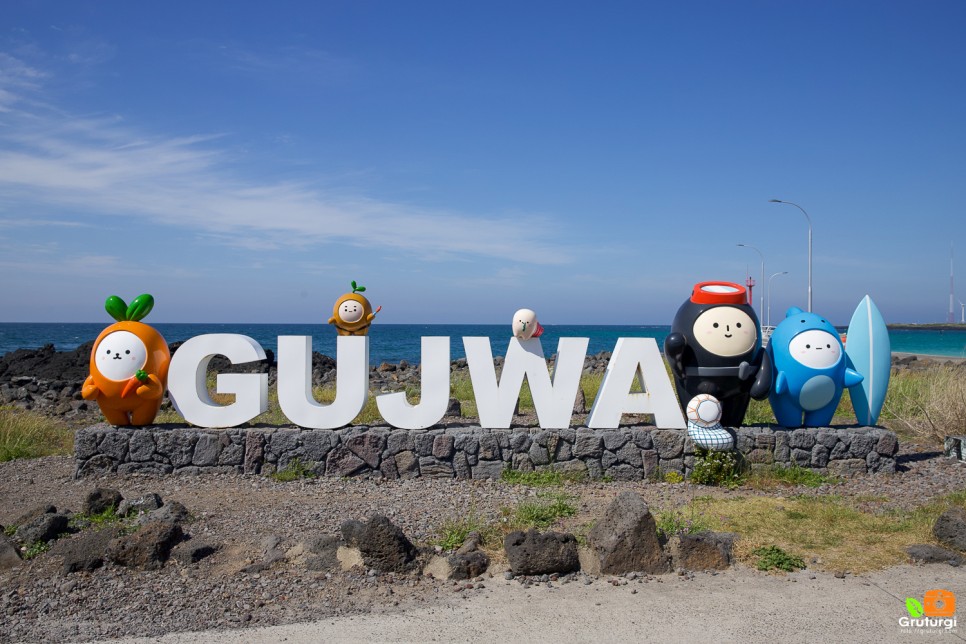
left=767, top=271, right=789, bottom=328
left=769, top=199, right=812, bottom=312
left=737, top=243, right=765, bottom=320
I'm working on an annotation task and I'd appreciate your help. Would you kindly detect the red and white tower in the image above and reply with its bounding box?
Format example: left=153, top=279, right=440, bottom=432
left=745, top=275, right=756, bottom=308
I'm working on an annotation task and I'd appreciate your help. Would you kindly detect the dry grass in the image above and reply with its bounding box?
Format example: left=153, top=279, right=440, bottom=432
left=0, top=406, right=74, bottom=461
left=882, top=366, right=966, bottom=444
left=689, top=492, right=966, bottom=573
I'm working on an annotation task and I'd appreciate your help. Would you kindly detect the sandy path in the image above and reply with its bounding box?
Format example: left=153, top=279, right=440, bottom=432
left=106, top=564, right=966, bottom=644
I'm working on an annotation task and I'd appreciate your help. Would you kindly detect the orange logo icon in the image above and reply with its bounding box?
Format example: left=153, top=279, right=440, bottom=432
left=924, top=589, right=956, bottom=618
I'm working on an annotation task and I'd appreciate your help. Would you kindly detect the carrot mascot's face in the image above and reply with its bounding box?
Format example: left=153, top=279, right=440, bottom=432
left=329, top=281, right=380, bottom=336
left=85, top=294, right=170, bottom=426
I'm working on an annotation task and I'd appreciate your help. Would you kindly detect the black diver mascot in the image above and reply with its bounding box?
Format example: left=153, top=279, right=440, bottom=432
left=664, top=281, right=764, bottom=427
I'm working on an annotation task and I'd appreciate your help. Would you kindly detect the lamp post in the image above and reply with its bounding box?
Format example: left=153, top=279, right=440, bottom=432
left=737, top=243, right=765, bottom=319
left=769, top=199, right=812, bottom=312
left=767, top=271, right=789, bottom=328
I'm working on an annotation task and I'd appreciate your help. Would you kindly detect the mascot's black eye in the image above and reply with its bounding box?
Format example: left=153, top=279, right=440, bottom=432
left=827, top=344, right=831, bottom=348
left=125, top=350, right=131, bottom=355
left=736, top=323, right=742, bottom=328
left=105, top=349, right=111, bottom=354
left=806, top=344, right=811, bottom=349
left=713, top=323, right=719, bottom=328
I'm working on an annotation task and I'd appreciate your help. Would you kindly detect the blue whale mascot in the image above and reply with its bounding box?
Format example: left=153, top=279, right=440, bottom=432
left=751, top=307, right=863, bottom=428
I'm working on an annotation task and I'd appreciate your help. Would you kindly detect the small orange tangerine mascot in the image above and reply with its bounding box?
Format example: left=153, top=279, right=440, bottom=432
left=82, top=294, right=170, bottom=426
left=328, top=280, right=381, bottom=336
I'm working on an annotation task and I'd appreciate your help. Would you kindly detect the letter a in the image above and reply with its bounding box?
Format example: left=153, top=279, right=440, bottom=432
left=588, top=338, right=685, bottom=429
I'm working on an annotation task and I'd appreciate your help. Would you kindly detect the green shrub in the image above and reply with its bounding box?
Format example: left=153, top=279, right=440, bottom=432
left=753, top=545, right=806, bottom=572
left=689, top=448, right=745, bottom=487
left=663, top=471, right=684, bottom=484
left=21, top=541, right=51, bottom=560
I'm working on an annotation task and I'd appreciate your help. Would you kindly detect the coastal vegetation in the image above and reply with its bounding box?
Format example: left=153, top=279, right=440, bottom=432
left=882, top=365, right=966, bottom=444
left=680, top=490, right=966, bottom=573
left=0, top=406, right=73, bottom=461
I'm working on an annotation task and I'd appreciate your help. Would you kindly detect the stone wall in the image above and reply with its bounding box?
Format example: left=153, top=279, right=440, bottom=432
left=74, top=423, right=899, bottom=479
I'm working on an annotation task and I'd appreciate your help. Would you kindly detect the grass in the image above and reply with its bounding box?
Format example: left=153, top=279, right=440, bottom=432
left=501, top=491, right=578, bottom=531
left=744, top=464, right=840, bottom=490
left=430, top=491, right=578, bottom=563
left=673, top=491, right=966, bottom=572
left=69, top=506, right=121, bottom=529
left=271, top=458, right=315, bottom=482
left=68, top=505, right=140, bottom=536
left=654, top=507, right=714, bottom=538
left=0, top=407, right=74, bottom=461
left=883, top=366, right=966, bottom=444
left=500, top=468, right=587, bottom=487
left=435, top=510, right=493, bottom=551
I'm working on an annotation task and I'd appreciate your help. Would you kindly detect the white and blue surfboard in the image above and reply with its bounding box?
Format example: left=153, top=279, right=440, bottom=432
left=845, top=295, right=891, bottom=425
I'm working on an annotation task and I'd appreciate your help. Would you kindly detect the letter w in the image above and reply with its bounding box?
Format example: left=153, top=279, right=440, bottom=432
left=464, top=337, right=588, bottom=429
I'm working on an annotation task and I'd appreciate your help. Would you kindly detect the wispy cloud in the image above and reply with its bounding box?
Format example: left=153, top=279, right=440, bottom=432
left=0, top=53, right=573, bottom=266
left=0, top=217, right=89, bottom=229
left=212, top=43, right=358, bottom=82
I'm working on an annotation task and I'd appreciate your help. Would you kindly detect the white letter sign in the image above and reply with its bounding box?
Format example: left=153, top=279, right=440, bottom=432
left=167, top=334, right=268, bottom=428
left=376, top=337, right=451, bottom=429
left=588, top=338, right=686, bottom=429
left=464, top=337, right=588, bottom=429
left=277, top=335, right=368, bottom=429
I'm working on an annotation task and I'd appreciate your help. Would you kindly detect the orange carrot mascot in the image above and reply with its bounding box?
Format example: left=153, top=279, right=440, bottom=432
left=82, top=294, right=170, bottom=426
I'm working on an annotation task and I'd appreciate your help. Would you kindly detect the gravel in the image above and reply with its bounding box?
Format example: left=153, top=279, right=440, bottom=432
left=1, top=437, right=964, bottom=642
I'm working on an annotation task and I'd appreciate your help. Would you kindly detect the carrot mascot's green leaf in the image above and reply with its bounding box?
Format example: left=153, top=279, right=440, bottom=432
left=81, top=293, right=170, bottom=426
left=105, top=296, right=128, bottom=322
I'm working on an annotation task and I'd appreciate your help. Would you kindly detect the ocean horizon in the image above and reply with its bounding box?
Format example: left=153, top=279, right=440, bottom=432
left=1, top=322, right=965, bottom=364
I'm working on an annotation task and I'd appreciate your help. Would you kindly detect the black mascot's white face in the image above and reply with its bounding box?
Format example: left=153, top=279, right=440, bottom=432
left=691, top=306, right=757, bottom=357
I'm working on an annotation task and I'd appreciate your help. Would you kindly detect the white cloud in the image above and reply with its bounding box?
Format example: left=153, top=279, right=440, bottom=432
left=0, top=59, right=574, bottom=266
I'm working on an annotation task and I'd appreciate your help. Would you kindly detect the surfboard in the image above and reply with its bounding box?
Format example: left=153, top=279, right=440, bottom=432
left=845, top=295, right=891, bottom=425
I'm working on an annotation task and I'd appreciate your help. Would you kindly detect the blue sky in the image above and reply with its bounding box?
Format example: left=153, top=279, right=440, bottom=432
left=1, top=1, right=964, bottom=326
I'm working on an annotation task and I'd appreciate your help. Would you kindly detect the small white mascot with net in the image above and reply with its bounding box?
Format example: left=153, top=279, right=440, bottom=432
left=686, top=394, right=734, bottom=451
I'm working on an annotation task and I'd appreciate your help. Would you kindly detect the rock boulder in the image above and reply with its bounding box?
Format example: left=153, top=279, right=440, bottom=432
left=587, top=491, right=669, bottom=574
left=504, top=528, right=579, bottom=576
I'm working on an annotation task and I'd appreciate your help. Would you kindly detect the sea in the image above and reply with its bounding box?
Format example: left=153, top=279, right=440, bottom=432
left=1, top=323, right=965, bottom=364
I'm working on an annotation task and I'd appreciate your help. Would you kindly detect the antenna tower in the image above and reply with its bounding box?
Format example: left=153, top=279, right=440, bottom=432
left=950, top=244, right=956, bottom=323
